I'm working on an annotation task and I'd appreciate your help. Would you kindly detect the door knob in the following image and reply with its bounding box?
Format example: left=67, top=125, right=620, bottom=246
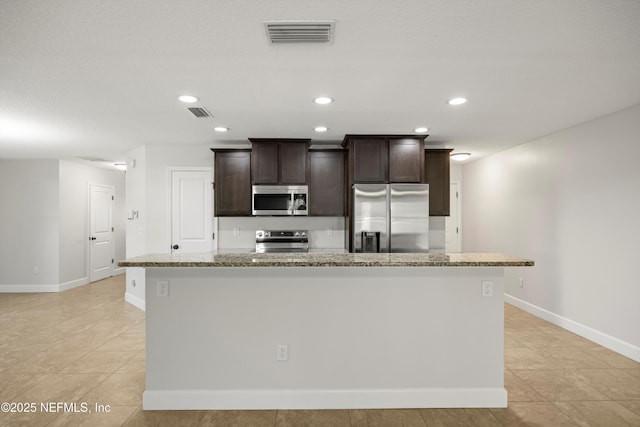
left=172, top=244, right=179, bottom=250
left=89, top=237, right=96, bottom=241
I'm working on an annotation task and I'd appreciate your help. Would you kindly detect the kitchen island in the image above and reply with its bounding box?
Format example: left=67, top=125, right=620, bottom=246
left=119, top=252, right=533, bottom=410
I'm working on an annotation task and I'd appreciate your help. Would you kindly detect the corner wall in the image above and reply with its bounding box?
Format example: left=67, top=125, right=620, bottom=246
left=462, top=104, right=640, bottom=360
left=0, top=160, right=60, bottom=290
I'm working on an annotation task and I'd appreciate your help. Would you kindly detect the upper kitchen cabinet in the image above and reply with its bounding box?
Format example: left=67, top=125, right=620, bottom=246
left=249, top=138, right=310, bottom=184
left=308, top=150, right=345, bottom=216
left=425, top=148, right=452, bottom=216
left=389, top=138, right=425, bottom=183
left=342, top=135, right=426, bottom=183
left=212, top=149, right=251, bottom=216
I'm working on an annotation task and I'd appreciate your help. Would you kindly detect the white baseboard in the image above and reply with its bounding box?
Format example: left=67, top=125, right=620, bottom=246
left=114, top=267, right=126, bottom=276
left=125, top=292, right=145, bottom=311
left=505, top=293, right=640, bottom=363
left=0, top=284, right=59, bottom=293
left=1, top=273, right=124, bottom=293
left=143, top=388, right=507, bottom=410
left=59, top=277, right=89, bottom=292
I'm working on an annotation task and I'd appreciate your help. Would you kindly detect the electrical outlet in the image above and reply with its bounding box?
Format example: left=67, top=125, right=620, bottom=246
left=33, top=266, right=39, bottom=274
left=519, top=277, right=524, bottom=288
left=481, top=280, right=493, bottom=297
left=233, top=227, right=240, bottom=236
left=157, top=280, right=169, bottom=297
left=277, top=344, right=289, bottom=361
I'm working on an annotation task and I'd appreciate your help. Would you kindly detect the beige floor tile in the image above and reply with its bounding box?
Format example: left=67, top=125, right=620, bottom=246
left=491, top=402, right=578, bottom=426
left=350, top=409, right=426, bottom=427
left=199, top=410, right=277, bottom=426
left=504, top=369, right=547, bottom=402
left=62, top=350, right=139, bottom=374
left=617, top=400, right=640, bottom=417
left=97, top=334, right=145, bottom=351
left=0, top=372, right=52, bottom=401
left=11, top=350, right=89, bottom=374
left=543, top=328, right=600, bottom=347
left=123, top=408, right=205, bottom=426
left=116, top=350, right=146, bottom=374
left=581, top=347, right=640, bottom=369
left=275, top=409, right=350, bottom=426
left=553, top=400, right=640, bottom=427
left=0, top=409, right=60, bottom=427
left=0, top=349, right=43, bottom=372
left=571, top=369, right=640, bottom=400
left=624, top=369, right=640, bottom=379
left=533, top=347, right=615, bottom=369
left=505, top=347, right=554, bottom=369
left=419, top=408, right=501, bottom=426
left=46, top=404, right=138, bottom=427
left=81, top=373, right=146, bottom=406
left=511, top=369, right=610, bottom=401
left=509, top=330, right=567, bottom=347
left=122, top=320, right=146, bottom=334
left=46, top=331, right=121, bottom=351
left=14, top=373, right=108, bottom=402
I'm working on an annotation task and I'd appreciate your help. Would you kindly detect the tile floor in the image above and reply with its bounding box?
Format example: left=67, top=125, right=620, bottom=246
left=0, top=275, right=639, bottom=426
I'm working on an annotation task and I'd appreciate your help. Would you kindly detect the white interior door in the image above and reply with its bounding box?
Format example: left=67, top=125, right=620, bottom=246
left=89, top=184, right=114, bottom=282
left=171, top=169, right=214, bottom=253
left=445, top=182, right=461, bottom=252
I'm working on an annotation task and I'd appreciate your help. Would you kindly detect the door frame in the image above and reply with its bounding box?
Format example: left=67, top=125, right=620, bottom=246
left=87, top=182, right=115, bottom=282
left=167, top=167, right=216, bottom=253
left=446, top=181, right=462, bottom=252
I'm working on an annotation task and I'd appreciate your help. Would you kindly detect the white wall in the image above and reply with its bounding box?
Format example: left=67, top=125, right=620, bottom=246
left=0, top=159, right=124, bottom=291
left=124, top=144, right=214, bottom=309
left=0, top=160, right=60, bottom=288
left=59, top=160, right=125, bottom=285
left=462, top=104, right=640, bottom=360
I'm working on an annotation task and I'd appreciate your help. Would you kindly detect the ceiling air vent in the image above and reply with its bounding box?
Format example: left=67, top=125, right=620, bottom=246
left=187, top=107, right=213, bottom=118
left=264, top=20, right=335, bottom=44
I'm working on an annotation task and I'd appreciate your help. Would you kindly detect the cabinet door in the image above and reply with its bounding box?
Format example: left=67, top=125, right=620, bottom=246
left=251, top=142, right=279, bottom=184
left=425, top=149, right=451, bottom=216
left=309, top=151, right=345, bottom=216
left=389, top=138, right=424, bottom=183
left=352, top=139, right=388, bottom=183
left=215, top=151, right=251, bottom=216
left=280, top=142, right=308, bottom=184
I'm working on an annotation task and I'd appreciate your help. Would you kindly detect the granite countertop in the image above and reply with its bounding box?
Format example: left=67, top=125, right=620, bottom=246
left=118, top=252, right=534, bottom=268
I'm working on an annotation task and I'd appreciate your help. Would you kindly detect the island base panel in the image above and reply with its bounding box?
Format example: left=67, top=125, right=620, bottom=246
left=144, top=266, right=506, bottom=409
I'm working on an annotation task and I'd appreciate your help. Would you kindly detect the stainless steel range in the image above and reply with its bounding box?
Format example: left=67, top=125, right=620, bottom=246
left=255, top=230, right=309, bottom=253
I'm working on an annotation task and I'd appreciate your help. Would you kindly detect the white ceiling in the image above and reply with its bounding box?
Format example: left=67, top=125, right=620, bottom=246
left=2, top=0, right=640, bottom=166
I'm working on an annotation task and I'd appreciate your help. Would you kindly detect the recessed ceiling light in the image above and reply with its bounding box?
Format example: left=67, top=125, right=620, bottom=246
left=450, top=152, right=471, bottom=161
left=314, top=126, right=328, bottom=132
left=414, top=127, right=429, bottom=133
left=178, top=95, right=199, bottom=103
left=314, top=96, right=333, bottom=105
left=448, top=97, right=467, bottom=106
left=214, top=127, right=229, bottom=132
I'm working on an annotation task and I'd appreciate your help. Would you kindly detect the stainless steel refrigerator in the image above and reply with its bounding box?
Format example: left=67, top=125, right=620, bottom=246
left=352, top=183, right=429, bottom=253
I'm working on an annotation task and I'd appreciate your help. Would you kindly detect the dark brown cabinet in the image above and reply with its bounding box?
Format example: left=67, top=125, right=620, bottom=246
left=308, top=150, right=345, bottom=216
left=342, top=135, right=426, bottom=184
left=425, top=149, right=452, bottom=216
left=212, top=149, right=251, bottom=216
left=351, top=138, right=388, bottom=183
left=250, top=139, right=310, bottom=184
left=389, top=138, right=425, bottom=183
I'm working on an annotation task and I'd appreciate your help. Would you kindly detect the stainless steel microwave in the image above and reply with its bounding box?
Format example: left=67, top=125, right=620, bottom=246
left=252, top=185, right=308, bottom=216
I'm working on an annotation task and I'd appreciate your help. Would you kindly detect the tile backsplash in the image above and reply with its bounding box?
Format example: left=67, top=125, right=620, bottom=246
left=218, top=216, right=446, bottom=251
left=218, top=217, right=346, bottom=249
